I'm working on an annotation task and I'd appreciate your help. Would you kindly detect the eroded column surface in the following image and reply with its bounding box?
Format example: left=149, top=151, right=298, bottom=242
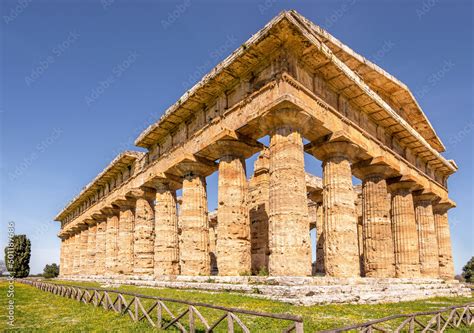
left=389, top=182, right=421, bottom=278
left=358, top=166, right=395, bottom=277
left=154, top=183, right=180, bottom=276
left=105, top=212, right=119, bottom=275
left=59, top=238, right=65, bottom=276
left=73, top=232, right=81, bottom=275
left=433, top=203, right=455, bottom=279
left=87, top=224, right=97, bottom=276
left=308, top=191, right=324, bottom=274
left=95, top=220, right=107, bottom=276
left=319, top=142, right=360, bottom=277
left=217, top=154, right=250, bottom=276
left=180, top=173, right=210, bottom=276
left=249, top=149, right=270, bottom=275
left=118, top=206, right=135, bottom=275
left=414, top=193, right=439, bottom=278
left=268, top=126, right=311, bottom=276
left=79, top=227, right=89, bottom=275
left=133, top=192, right=155, bottom=276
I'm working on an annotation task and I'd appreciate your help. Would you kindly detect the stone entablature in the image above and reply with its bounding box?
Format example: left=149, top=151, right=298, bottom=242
left=56, top=10, right=459, bottom=283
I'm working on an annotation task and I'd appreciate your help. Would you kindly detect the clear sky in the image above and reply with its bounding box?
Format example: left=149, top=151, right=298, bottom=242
left=1, top=0, right=472, bottom=275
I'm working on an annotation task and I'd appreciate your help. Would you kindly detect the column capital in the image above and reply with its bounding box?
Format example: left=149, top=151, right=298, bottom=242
left=305, top=138, right=365, bottom=163
left=100, top=206, right=120, bottom=217
left=352, top=158, right=399, bottom=180
left=143, top=172, right=182, bottom=191
left=125, top=187, right=156, bottom=201
left=413, top=191, right=439, bottom=203
left=433, top=199, right=456, bottom=214
left=111, top=196, right=136, bottom=210
left=166, top=154, right=217, bottom=178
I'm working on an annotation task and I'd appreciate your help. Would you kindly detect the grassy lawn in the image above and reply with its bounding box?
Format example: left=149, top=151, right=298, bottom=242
left=0, top=279, right=472, bottom=332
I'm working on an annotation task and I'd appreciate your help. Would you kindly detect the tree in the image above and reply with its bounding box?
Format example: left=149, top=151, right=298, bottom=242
left=4, top=235, right=31, bottom=278
left=43, top=263, right=60, bottom=278
left=462, top=256, right=474, bottom=283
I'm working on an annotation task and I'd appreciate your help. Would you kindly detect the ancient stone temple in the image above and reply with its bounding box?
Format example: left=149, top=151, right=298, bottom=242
left=56, top=11, right=459, bottom=284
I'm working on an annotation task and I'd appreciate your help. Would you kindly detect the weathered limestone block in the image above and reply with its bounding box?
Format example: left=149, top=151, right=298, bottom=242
left=87, top=224, right=97, bottom=275
left=433, top=202, right=455, bottom=279
left=312, top=141, right=361, bottom=277
left=249, top=149, right=270, bottom=275
left=357, top=165, right=395, bottom=277
left=268, top=126, right=311, bottom=276
left=388, top=182, right=421, bottom=278
left=105, top=212, right=119, bottom=275
left=154, top=183, right=180, bottom=276
left=414, top=193, right=439, bottom=278
left=118, top=207, right=135, bottom=274
left=133, top=192, right=155, bottom=276
left=217, top=154, right=251, bottom=276
left=180, top=173, right=210, bottom=276
left=95, top=220, right=107, bottom=275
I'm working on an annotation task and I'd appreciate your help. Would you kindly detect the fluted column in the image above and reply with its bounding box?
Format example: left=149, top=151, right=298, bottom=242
left=133, top=190, right=155, bottom=276
left=311, top=141, right=361, bottom=277
left=180, top=172, right=210, bottom=276
left=388, top=181, right=421, bottom=278
left=268, top=125, right=311, bottom=276
left=355, top=165, right=395, bottom=277
left=117, top=205, right=135, bottom=275
left=217, top=154, right=250, bottom=276
left=87, top=224, right=97, bottom=276
left=154, top=182, right=180, bottom=276
left=308, top=191, right=324, bottom=274
left=249, top=149, right=270, bottom=275
left=414, top=193, right=439, bottom=277
left=79, top=226, right=89, bottom=275
left=433, top=201, right=455, bottom=279
left=73, top=232, right=81, bottom=275
left=59, top=238, right=65, bottom=276
left=95, top=220, right=107, bottom=276
left=104, top=209, right=119, bottom=275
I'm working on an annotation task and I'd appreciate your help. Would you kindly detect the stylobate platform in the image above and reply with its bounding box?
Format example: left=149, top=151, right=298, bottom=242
left=58, top=275, right=471, bottom=306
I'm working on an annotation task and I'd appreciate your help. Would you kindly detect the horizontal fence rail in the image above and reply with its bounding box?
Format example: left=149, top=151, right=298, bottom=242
left=319, top=302, right=474, bottom=333
left=17, top=279, right=303, bottom=332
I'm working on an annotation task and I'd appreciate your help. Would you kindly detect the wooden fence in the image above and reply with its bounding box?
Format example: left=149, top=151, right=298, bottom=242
left=17, top=279, right=303, bottom=332
left=318, top=302, right=474, bottom=332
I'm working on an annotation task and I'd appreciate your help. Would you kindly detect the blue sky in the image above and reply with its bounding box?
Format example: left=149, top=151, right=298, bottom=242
left=1, top=0, right=472, bottom=275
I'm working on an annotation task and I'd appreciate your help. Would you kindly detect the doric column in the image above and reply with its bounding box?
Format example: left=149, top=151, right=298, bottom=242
left=79, top=226, right=89, bottom=275
left=131, top=188, right=155, bottom=276
left=217, top=154, right=250, bottom=276
left=59, top=237, right=65, bottom=276
left=72, top=232, right=81, bottom=275
left=433, top=200, right=456, bottom=280
left=95, top=219, right=107, bottom=276
left=249, top=149, right=270, bottom=275
left=307, top=141, right=361, bottom=277
left=388, top=181, right=421, bottom=278
left=153, top=182, right=180, bottom=276
left=414, top=192, right=439, bottom=278
left=86, top=223, right=97, bottom=276
left=353, top=164, right=395, bottom=277
left=180, top=172, right=210, bottom=276
left=308, top=191, right=324, bottom=274
left=113, top=197, right=135, bottom=275
left=102, top=207, right=120, bottom=276
left=268, top=125, right=311, bottom=276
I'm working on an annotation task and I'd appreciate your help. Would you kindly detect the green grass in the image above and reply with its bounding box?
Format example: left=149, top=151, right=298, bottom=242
left=0, top=279, right=472, bottom=332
